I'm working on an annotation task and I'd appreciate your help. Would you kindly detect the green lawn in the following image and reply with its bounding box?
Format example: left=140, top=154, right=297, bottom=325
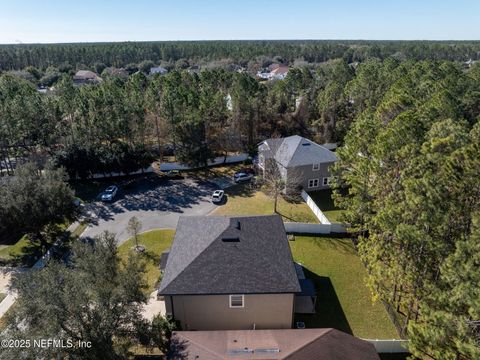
left=0, top=222, right=83, bottom=266
left=70, top=221, right=88, bottom=238
left=290, top=236, right=398, bottom=339
left=212, top=184, right=319, bottom=223
left=308, top=189, right=345, bottom=223
left=0, top=234, right=58, bottom=266
left=0, top=234, right=31, bottom=261
left=118, top=229, right=175, bottom=294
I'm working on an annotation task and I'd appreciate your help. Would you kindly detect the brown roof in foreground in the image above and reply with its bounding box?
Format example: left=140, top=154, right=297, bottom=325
left=169, top=329, right=380, bottom=360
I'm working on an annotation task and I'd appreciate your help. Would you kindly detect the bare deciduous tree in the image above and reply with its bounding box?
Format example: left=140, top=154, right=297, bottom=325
left=127, top=216, right=143, bottom=251
left=262, top=158, right=302, bottom=213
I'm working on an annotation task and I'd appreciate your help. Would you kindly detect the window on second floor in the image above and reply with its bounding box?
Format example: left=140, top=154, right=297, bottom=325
left=323, top=177, right=333, bottom=186
left=312, top=163, right=320, bottom=171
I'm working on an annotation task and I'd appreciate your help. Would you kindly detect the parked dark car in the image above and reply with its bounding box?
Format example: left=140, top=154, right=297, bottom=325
left=239, top=168, right=255, bottom=175
left=164, top=170, right=182, bottom=179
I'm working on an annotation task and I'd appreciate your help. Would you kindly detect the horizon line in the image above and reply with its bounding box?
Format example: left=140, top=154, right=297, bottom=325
left=2, top=38, right=480, bottom=46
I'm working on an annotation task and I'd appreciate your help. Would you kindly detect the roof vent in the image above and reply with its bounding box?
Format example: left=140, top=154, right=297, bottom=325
left=227, top=348, right=253, bottom=355
left=222, top=237, right=240, bottom=242
left=235, top=221, right=241, bottom=230
left=301, top=143, right=311, bottom=146
left=255, top=348, right=281, bottom=354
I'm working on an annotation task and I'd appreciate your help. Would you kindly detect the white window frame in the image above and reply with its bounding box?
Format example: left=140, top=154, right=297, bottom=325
left=308, top=179, right=319, bottom=188
left=312, top=163, right=320, bottom=171
left=259, top=154, right=265, bottom=168
left=229, top=295, right=244, bottom=308
left=323, top=177, right=333, bottom=186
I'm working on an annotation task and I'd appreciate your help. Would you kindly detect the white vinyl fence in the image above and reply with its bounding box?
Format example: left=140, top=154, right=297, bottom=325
left=284, top=222, right=331, bottom=234
left=301, top=190, right=330, bottom=224
left=363, top=339, right=409, bottom=353
left=160, top=153, right=248, bottom=171
left=85, top=166, right=154, bottom=179
left=76, top=153, right=249, bottom=179
left=295, top=190, right=347, bottom=234
left=284, top=222, right=346, bottom=234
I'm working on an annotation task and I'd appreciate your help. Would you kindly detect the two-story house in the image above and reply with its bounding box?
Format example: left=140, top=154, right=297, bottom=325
left=257, top=135, right=338, bottom=191
left=157, top=215, right=302, bottom=331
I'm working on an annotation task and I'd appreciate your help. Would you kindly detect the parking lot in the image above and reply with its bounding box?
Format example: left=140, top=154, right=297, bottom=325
left=81, top=175, right=218, bottom=244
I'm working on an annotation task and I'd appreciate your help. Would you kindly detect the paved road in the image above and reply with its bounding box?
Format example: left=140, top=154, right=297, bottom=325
left=81, top=176, right=218, bottom=244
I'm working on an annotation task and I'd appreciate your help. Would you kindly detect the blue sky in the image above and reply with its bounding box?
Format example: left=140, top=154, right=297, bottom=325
left=0, top=0, right=478, bottom=44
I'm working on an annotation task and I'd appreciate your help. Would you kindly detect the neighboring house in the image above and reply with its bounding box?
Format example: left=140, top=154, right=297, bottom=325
left=149, top=66, right=168, bottom=75
left=158, top=215, right=301, bottom=331
left=270, top=65, right=289, bottom=80
left=256, top=64, right=290, bottom=81
left=73, top=70, right=102, bottom=86
left=257, top=135, right=338, bottom=191
left=464, top=59, right=477, bottom=68
left=169, top=328, right=380, bottom=360
left=37, top=86, right=49, bottom=94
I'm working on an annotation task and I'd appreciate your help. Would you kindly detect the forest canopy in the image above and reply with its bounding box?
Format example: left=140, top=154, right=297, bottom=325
left=0, top=41, right=479, bottom=358
left=1, top=40, right=480, bottom=71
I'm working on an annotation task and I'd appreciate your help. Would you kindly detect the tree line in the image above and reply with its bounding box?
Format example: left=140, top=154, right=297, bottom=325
left=1, top=55, right=480, bottom=358
left=0, top=63, right=334, bottom=177
left=1, top=40, right=480, bottom=71
left=333, top=60, right=480, bottom=359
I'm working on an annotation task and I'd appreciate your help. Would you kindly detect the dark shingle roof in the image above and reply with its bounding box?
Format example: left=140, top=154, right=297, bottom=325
left=261, top=135, right=338, bottom=168
left=169, top=329, right=380, bottom=360
left=159, top=249, right=170, bottom=271
left=158, top=215, right=301, bottom=295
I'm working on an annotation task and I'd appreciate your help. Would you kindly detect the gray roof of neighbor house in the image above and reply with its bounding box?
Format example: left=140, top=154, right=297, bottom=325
left=169, top=329, right=380, bottom=360
left=73, top=70, right=100, bottom=80
left=258, top=138, right=283, bottom=159
left=260, top=135, right=338, bottom=168
left=150, top=66, right=168, bottom=74
left=158, top=215, right=301, bottom=295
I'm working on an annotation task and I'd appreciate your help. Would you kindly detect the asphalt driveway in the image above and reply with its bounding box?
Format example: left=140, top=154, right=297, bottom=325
left=81, top=175, right=217, bottom=244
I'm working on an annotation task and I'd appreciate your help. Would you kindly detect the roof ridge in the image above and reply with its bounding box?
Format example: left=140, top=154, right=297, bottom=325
left=159, top=220, right=232, bottom=293
left=285, top=136, right=303, bottom=168
left=283, top=328, right=334, bottom=360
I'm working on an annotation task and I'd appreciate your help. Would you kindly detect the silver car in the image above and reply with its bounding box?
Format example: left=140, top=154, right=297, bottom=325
left=101, top=185, right=118, bottom=202
left=233, top=172, right=253, bottom=183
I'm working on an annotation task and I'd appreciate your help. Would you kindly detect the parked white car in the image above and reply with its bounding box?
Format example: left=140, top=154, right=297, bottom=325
left=212, top=190, right=225, bottom=203
left=101, top=185, right=118, bottom=202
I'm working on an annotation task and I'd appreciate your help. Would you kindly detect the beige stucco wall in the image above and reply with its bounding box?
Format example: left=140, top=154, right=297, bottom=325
left=165, top=293, right=295, bottom=331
